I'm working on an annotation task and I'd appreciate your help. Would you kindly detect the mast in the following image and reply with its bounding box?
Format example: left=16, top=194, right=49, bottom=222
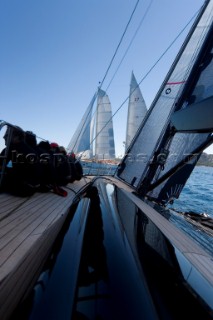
left=125, top=72, right=147, bottom=151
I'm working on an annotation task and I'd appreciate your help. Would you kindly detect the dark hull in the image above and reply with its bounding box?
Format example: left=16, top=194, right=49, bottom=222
left=12, top=177, right=213, bottom=320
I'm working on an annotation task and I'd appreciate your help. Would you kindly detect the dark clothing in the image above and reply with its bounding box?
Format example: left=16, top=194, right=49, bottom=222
left=1, top=141, right=40, bottom=196
left=53, top=153, right=72, bottom=186
left=68, top=156, right=83, bottom=182
left=0, top=129, right=82, bottom=196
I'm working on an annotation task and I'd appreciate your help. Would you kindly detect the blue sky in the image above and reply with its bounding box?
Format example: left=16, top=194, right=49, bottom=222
left=0, top=0, right=212, bottom=156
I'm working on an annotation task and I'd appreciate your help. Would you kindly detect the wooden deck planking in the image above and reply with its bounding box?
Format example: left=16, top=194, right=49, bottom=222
left=1, top=219, right=65, bottom=319
left=0, top=195, right=30, bottom=221
left=0, top=197, right=71, bottom=270
left=0, top=177, right=93, bottom=320
left=0, top=194, right=62, bottom=242
left=0, top=179, right=91, bottom=269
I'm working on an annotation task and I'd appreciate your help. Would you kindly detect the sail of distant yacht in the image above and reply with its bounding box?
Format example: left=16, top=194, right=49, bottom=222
left=67, top=88, right=115, bottom=160
left=125, top=71, right=147, bottom=151
left=67, top=93, right=96, bottom=158
left=94, top=89, right=115, bottom=160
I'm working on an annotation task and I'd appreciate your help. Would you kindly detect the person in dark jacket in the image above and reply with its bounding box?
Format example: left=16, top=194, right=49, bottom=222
left=50, top=143, right=72, bottom=186
left=1, top=126, right=40, bottom=196
left=68, top=151, right=83, bottom=182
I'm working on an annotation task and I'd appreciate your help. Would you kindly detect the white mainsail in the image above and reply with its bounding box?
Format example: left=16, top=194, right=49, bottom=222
left=67, top=89, right=115, bottom=160
left=125, top=71, right=147, bottom=151
left=94, top=89, right=115, bottom=160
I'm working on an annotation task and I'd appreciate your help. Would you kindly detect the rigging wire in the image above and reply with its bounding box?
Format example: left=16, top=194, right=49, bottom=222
left=67, top=91, right=98, bottom=153
left=98, top=0, right=140, bottom=90
left=90, top=7, right=203, bottom=151
left=73, top=0, right=152, bottom=158
left=68, top=0, right=141, bottom=155
left=137, top=9, right=202, bottom=87
left=106, top=0, right=154, bottom=92
left=68, top=2, right=203, bottom=160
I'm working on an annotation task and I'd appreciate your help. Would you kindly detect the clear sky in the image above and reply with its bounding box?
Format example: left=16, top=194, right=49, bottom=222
left=0, top=0, right=212, bottom=156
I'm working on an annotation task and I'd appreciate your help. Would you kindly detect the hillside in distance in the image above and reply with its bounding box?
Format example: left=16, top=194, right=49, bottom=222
left=197, top=152, right=213, bottom=167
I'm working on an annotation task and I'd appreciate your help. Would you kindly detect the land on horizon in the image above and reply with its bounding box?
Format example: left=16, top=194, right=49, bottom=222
left=197, top=152, right=213, bottom=167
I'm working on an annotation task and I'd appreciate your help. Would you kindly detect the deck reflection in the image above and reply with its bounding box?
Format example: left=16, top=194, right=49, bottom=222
left=11, top=180, right=212, bottom=320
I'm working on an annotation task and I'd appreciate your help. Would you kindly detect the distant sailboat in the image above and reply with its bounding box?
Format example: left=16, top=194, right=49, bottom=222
left=67, top=88, right=115, bottom=160
left=125, top=72, right=147, bottom=151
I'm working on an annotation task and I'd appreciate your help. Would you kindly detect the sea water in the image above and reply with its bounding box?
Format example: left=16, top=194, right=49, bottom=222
left=170, top=166, right=213, bottom=218
left=82, top=162, right=213, bottom=217
left=168, top=166, right=213, bottom=255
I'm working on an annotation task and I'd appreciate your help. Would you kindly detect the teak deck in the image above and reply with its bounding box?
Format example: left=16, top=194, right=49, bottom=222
left=0, top=177, right=92, bottom=320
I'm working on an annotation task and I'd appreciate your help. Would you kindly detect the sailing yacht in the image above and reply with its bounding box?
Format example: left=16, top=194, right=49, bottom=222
left=125, top=71, right=147, bottom=151
left=67, top=88, right=115, bottom=161
left=68, top=72, right=147, bottom=160
left=1, top=2, right=213, bottom=319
